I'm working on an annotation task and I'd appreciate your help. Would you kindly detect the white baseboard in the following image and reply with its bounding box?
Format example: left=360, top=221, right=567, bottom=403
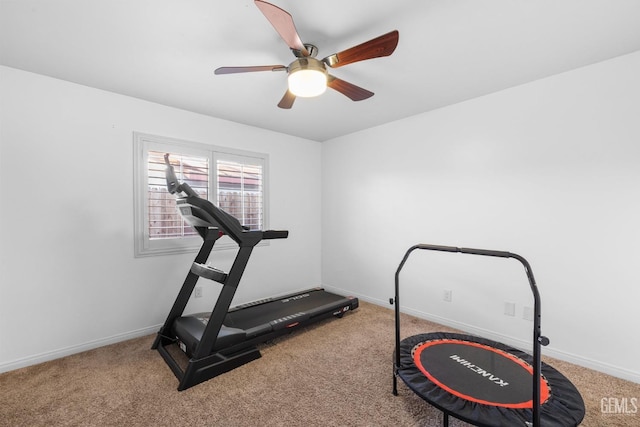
left=0, top=324, right=161, bottom=374
left=325, top=285, right=640, bottom=384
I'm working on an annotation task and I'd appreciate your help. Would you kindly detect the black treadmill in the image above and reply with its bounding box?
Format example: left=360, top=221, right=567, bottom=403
left=152, top=154, right=358, bottom=391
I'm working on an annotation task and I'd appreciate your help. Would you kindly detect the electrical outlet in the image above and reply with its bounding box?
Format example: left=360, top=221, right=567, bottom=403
left=504, top=302, right=515, bottom=316
left=443, top=290, right=452, bottom=302
left=194, top=287, right=203, bottom=298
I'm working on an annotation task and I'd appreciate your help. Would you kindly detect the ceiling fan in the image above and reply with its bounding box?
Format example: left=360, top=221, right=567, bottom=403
left=214, top=0, right=399, bottom=109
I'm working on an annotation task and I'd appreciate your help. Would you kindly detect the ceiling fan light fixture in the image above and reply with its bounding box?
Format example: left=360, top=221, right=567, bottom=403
left=287, top=58, right=327, bottom=97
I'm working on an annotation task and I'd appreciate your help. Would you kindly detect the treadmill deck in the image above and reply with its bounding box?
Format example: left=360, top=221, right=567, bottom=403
left=171, top=288, right=358, bottom=357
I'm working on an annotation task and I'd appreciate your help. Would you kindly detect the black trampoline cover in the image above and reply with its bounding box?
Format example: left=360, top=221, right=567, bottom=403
left=397, top=332, right=585, bottom=427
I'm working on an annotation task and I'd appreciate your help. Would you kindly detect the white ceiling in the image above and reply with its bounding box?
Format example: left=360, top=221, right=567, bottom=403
left=2, top=0, right=640, bottom=142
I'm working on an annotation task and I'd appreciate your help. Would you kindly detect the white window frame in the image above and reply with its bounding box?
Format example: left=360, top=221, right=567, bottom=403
left=133, top=132, right=269, bottom=257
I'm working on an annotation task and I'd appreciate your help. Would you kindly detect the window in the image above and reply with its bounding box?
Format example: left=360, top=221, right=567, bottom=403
left=147, top=150, right=208, bottom=240
left=216, top=155, right=264, bottom=232
left=134, top=132, right=269, bottom=257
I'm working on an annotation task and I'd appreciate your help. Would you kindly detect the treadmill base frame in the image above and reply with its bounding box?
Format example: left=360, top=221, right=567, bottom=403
left=154, top=336, right=262, bottom=391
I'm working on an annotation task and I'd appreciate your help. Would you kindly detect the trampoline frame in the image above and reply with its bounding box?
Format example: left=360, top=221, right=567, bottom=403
left=392, top=244, right=549, bottom=427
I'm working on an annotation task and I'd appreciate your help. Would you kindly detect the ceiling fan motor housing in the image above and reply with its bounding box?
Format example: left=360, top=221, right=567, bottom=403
left=288, top=57, right=326, bottom=74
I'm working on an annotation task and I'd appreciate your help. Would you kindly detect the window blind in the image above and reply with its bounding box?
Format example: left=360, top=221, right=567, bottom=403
left=147, top=150, right=209, bottom=239
left=217, top=159, right=263, bottom=231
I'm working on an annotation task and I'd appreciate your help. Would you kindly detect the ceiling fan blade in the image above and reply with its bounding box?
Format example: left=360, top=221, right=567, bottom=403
left=254, top=0, right=309, bottom=56
left=327, top=75, right=374, bottom=101
left=323, top=30, right=399, bottom=68
left=215, top=65, right=286, bottom=75
left=278, top=90, right=296, bottom=109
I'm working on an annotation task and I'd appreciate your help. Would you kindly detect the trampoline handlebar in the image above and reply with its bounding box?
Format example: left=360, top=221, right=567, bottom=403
left=411, top=244, right=537, bottom=288
left=415, top=243, right=515, bottom=259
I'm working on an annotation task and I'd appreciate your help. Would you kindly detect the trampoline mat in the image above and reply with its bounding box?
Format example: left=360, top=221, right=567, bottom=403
left=397, top=332, right=585, bottom=427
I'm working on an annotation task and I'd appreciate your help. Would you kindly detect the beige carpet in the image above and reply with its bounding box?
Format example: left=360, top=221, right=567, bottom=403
left=1, top=302, right=638, bottom=426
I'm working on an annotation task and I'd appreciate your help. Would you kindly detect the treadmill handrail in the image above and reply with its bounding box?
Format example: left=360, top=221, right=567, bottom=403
left=263, top=230, right=288, bottom=240
left=393, top=244, right=546, bottom=427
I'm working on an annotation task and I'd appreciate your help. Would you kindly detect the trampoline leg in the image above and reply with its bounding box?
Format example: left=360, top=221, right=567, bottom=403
left=443, top=412, right=449, bottom=427
left=393, top=370, right=398, bottom=395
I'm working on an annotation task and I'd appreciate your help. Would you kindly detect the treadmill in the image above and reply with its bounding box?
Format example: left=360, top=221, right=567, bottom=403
left=152, top=154, right=358, bottom=391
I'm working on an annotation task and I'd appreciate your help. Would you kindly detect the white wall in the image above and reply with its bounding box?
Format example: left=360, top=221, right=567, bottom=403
left=3, top=49, right=640, bottom=383
left=0, top=66, right=322, bottom=371
left=322, top=51, right=640, bottom=383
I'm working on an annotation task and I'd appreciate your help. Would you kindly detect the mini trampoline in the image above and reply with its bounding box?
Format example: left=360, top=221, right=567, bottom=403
left=392, top=244, right=585, bottom=427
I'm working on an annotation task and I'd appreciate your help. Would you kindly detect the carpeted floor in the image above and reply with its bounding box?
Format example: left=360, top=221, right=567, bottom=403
left=1, top=302, right=638, bottom=426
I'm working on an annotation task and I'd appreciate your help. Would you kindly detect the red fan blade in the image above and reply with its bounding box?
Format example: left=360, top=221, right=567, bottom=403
left=215, top=65, right=286, bottom=75
left=327, top=75, right=374, bottom=101
left=323, top=30, right=399, bottom=68
left=277, top=90, right=296, bottom=109
left=255, top=0, right=309, bottom=56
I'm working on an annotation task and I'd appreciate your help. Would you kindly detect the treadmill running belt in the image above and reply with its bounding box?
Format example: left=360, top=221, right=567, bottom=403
left=224, top=289, right=351, bottom=329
